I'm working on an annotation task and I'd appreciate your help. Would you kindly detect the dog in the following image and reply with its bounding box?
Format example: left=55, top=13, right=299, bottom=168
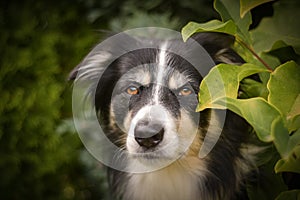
left=69, top=30, right=258, bottom=200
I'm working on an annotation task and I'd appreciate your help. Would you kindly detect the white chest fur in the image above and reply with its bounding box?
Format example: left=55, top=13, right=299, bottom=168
left=123, top=157, right=208, bottom=200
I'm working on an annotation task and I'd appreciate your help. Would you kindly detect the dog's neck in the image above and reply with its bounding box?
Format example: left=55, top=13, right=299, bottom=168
left=122, top=156, right=212, bottom=200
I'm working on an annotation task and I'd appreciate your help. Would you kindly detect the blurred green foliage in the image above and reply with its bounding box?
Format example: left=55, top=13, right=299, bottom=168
left=0, top=0, right=106, bottom=199
left=0, top=0, right=218, bottom=199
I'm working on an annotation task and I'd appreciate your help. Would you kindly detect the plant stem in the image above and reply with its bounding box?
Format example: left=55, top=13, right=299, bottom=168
left=236, top=37, right=273, bottom=71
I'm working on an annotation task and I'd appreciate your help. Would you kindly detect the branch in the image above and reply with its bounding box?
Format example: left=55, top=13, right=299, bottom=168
left=236, top=37, right=273, bottom=71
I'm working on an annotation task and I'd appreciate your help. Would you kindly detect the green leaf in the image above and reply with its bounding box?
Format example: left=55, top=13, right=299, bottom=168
left=240, top=0, right=275, bottom=18
left=239, top=78, right=268, bottom=99
left=232, top=39, right=257, bottom=64
left=275, top=145, right=300, bottom=174
left=214, top=0, right=252, bottom=44
left=288, top=95, right=300, bottom=131
left=222, top=97, right=281, bottom=142
left=268, top=61, right=300, bottom=132
left=181, top=20, right=237, bottom=42
left=196, top=64, right=278, bottom=142
left=251, top=0, right=300, bottom=54
left=266, top=41, right=300, bottom=65
left=271, top=117, right=292, bottom=158
left=197, top=63, right=269, bottom=111
left=275, top=190, right=300, bottom=200
left=259, top=52, right=281, bottom=70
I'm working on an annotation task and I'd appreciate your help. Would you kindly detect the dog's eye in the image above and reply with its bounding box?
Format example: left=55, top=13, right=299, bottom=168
left=126, top=86, right=139, bottom=95
left=179, top=87, right=192, bottom=96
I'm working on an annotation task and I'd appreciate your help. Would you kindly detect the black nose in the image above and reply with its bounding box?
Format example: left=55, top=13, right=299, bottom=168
left=134, top=121, right=164, bottom=149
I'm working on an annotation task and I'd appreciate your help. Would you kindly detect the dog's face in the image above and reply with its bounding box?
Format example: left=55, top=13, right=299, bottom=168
left=70, top=31, right=255, bottom=199
left=110, top=49, right=202, bottom=163
left=70, top=32, right=244, bottom=169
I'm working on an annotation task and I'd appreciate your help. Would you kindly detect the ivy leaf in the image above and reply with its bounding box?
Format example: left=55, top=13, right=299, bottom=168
left=275, top=190, right=300, bottom=200
left=181, top=20, right=237, bottom=42
left=240, top=0, right=275, bottom=18
left=251, top=0, right=300, bottom=54
left=214, top=0, right=252, bottom=44
left=267, top=61, right=300, bottom=132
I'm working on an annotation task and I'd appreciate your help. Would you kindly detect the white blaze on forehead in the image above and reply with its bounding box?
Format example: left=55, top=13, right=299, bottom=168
left=154, top=43, right=168, bottom=104
left=157, top=43, right=168, bottom=84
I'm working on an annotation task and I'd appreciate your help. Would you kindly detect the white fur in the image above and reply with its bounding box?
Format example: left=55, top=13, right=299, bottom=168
left=124, top=157, right=209, bottom=200
left=168, top=70, right=187, bottom=90
left=154, top=43, right=168, bottom=104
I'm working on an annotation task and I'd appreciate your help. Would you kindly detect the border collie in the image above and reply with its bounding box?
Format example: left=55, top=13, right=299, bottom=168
left=69, top=29, right=257, bottom=200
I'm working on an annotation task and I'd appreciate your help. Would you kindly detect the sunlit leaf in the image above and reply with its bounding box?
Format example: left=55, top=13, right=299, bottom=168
left=181, top=20, right=236, bottom=42
left=240, top=0, right=275, bottom=18
left=197, top=63, right=269, bottom=111
left=196, top=63, right=276, bottom=141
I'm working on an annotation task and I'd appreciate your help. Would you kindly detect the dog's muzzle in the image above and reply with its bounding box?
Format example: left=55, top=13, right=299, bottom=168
left=134, top=120, right=164, bottom=149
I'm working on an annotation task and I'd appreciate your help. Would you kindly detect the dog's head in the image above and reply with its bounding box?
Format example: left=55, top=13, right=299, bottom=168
left=69, top=31, right=244, bottom=169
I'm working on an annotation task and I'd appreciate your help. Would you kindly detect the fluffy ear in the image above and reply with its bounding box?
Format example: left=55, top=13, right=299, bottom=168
left=67, top=49, right=113, bottom=82
left=68, top=33, right=139, bottom=81
left=68, top=63, right=81, bottom=80
left=190, top=32, right=244, bottom=64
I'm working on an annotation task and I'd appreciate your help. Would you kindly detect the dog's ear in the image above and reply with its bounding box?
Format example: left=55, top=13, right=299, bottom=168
left=68, top=33, right=142, bottom=81
left=191, top=32, right=244, bottom=64
left=68, top=63, right=80, bottom=80
left=67, top=49, right=113, bottom=82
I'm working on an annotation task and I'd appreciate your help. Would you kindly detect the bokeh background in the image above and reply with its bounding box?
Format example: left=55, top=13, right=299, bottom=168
left=0, top=0, right=273, bottom=199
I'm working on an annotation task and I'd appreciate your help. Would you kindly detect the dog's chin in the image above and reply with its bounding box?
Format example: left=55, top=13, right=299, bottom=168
left=130, top=151, right=177, bottom=160
left=126, top=145, right=187, bottom=170
left=126, top=153, right=177, bottom=172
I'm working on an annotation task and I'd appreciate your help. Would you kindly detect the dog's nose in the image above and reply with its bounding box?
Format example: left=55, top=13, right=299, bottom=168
left=134, top=122, right=164, bottom=149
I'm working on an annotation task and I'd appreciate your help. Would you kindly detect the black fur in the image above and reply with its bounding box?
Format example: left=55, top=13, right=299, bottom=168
left=70, top=32, right=256, bottom=200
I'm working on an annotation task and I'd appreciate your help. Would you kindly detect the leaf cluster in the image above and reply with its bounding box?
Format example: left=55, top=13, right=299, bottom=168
left=182, top=0, right=300, bottom=199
